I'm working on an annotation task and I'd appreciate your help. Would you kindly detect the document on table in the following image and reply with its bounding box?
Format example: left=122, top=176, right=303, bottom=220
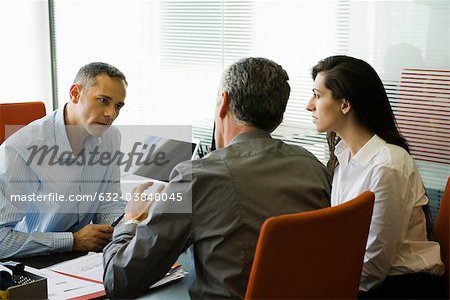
left=49, top=252, right=103, bottom=283
left=24, top=265, right=104, bottom=300
left=48, top=252, right=187, bottom=289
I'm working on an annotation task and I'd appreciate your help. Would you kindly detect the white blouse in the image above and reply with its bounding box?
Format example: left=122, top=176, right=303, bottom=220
left=331, top=135, right=444, bottom=292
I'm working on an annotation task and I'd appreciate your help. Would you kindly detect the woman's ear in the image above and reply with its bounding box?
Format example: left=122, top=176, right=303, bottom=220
left=340, top=99, right=351, bottom=115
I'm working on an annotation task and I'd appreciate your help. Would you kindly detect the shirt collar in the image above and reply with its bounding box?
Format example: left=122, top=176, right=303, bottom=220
left=230, top=129, right=271, bottom=145
left=54, top=104, right=72, bottom=153
left=335, top=134, right=386, bottom=167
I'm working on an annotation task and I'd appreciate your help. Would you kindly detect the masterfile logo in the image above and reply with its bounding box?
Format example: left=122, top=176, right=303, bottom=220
left=2, top=124, right=194, bottom=214
left=25, top=141, right=170, bottom=173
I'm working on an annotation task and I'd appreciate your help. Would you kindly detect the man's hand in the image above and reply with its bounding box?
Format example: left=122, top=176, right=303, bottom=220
left=125, top=181, right=165, bottom=222
left=72, top=224, right=113, bottom=252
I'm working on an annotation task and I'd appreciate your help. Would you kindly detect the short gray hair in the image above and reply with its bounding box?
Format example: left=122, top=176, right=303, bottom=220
left=221, top=57, right=290, bottom=131
left=74, top=62, right=127, bottom=89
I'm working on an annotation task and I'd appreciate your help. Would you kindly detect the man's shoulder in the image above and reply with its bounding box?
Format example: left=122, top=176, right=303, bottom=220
left=4, top=111, right=56, bottom=149
left=212, top=137, right=321, bottom=163
left=275, top=139, right=321, bottom=158
left=176, top=138, right=323, bottom=176
left=173, top=153, right=224, bottom=177
left=167, top=151, right=229, bottom=183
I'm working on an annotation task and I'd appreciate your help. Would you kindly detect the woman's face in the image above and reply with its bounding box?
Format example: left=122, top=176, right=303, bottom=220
left=306, top=72, right=346, bottom=133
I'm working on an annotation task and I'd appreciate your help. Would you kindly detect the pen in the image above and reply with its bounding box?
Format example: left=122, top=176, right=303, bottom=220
left=111, top=213, right=124, bottom=227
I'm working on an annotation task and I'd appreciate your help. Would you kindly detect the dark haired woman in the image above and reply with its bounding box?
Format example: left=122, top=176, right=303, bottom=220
left=306, top=55, right=444, bottom=298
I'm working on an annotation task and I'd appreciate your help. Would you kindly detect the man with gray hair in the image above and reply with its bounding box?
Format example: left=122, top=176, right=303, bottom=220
left=0, top=62, right=127, bottom=258
left=103, top=57, right=331, bottom=299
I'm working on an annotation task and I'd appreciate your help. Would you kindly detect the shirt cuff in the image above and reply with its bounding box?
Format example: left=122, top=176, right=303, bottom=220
left=53, top=232, right=74, bottom=253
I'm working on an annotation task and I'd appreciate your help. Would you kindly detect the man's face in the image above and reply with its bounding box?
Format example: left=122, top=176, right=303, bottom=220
left=73, top=73, right=126, bottom=137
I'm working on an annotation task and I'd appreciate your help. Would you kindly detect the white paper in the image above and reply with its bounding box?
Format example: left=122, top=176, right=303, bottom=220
left=150, top=268, right=187, bottom=289
left=24, top=266, right=104, bottom=300
left=49, top=252, right=103, bottom=282
left=53, top=283, right=105, bottom=300
left=48, top=251, right=186, bottom=290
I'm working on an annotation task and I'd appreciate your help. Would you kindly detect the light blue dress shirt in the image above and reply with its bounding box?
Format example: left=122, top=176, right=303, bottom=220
left=0, top=105, right=125, bottom=259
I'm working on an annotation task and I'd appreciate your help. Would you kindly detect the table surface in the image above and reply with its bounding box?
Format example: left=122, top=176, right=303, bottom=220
left=139, top=250, right=194, bottom=300
left=2, top=250, right=194, bottom=299
left=2, top=251, right=88, bottom=269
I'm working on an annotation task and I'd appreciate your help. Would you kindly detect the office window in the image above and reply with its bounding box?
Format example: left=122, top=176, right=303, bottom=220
left=52, top=0, right=449, bottom=215
left=0, top=0, right=53, bottom=111
left=157, top=1, right=253, bottom=144
left=54, top=1, right=158, bottom=125
left=346, top=1, right=450, bottom=217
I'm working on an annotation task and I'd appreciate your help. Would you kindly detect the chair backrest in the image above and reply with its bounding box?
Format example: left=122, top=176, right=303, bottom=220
left=245, top=191, right=375, bottom=300
left=0, top=101, right=46, bottom=144
left=434, top=176, right=450, bottom=298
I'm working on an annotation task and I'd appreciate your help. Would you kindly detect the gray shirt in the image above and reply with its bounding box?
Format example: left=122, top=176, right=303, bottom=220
left=103, top=129, right=331, bottom=299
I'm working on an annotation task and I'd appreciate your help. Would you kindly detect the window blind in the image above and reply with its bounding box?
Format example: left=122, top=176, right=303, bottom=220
left=388, top=69, right=450, bottom=217
left=160, top=1, right=252, bottom=66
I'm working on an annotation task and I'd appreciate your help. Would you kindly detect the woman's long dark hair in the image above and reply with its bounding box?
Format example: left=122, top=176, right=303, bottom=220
left=312, top=55, right=433, bottom=239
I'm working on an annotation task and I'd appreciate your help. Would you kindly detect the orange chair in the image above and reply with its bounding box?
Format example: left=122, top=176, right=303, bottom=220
left=245, top=191, right=375, bottom=300
left=434, top=176, right=450, bottom=298
left=0, top=101, right=46, bottom=144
